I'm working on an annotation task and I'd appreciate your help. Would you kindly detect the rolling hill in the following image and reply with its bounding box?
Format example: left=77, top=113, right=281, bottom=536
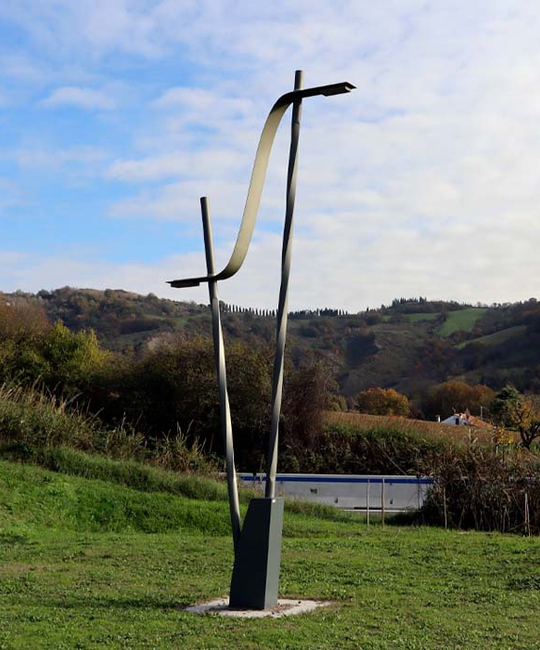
left=2, top=288, right=540, bottom=398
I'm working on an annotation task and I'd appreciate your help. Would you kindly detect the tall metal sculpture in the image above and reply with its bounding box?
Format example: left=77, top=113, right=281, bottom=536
left=169, top=72, right=354, bottom=609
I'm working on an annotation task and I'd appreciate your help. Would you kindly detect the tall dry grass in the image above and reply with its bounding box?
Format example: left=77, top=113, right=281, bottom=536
left=423, top=445, right=540, bottom=535
left=325, top=410, right=519, bottom=445
left=0, top=383, right=217, bottom=475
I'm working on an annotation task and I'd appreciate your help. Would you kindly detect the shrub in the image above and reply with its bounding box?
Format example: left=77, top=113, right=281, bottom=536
left=422, top=445, right=540, bottom=534
left=424, top=380, right=494, bottom=420
left=355, top=387, right=410, bottom=417
left=0, top=383, right=218, bottom=476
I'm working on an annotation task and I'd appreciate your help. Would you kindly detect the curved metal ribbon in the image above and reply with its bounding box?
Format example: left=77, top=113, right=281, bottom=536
left=168, top=82, right=354, bottom=288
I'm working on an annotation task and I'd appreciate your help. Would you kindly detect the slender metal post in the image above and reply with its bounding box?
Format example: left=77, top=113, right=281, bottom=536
left=366, top=479, right=370, bottom=527
left=381, top=478, right=385, bottom=528
left=200, top=196, right=242, bottom=550
left=265, top=70, right=303, bottom=498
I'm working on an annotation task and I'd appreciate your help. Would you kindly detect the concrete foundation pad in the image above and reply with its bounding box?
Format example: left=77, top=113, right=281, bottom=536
left=185, top=598, right=332, bottom=618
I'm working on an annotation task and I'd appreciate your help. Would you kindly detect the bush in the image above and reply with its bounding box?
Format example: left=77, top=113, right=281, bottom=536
left=355, top=387, right=410, bottom=417
left=0, top=383, right=218, bottom=476
left=91, top=338, right=271, bottom=446
left=0, top=320, right=108, bottom=398
left=422, top=445, right=540, bottom=534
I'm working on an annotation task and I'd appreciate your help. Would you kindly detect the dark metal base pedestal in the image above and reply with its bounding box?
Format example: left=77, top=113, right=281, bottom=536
left=229, top=497, right=284, bottom=609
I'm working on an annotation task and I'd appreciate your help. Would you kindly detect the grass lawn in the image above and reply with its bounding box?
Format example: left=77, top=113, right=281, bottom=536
left=1, top=460, right=540, bottom=649
left=437, top=308, right=487, bottom=337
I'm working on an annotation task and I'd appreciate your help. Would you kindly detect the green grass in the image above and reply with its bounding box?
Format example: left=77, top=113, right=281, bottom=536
left=380, top=313, right=439, bottom=323
left=150, top=314, right=192, bottom=326
left=33, top=446, right=229, bottom=503
left=456, top=325, right=528, bottom=349
left=436, top=308, right=487, bottom=337
left=1, top=460, right=540, bottom=649
left=407, top=312, right=440, bottom=323
left=0, top=460, right=233, bottom=535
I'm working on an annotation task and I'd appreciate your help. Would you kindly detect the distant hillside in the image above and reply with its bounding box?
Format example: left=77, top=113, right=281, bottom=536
left=3, top=288, right=540, bottom=398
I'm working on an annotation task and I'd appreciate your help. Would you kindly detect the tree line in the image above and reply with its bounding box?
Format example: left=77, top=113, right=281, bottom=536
left=353, top=382, right=540, bottom=449
left=2, top=296, right=540, bottom=467
left=0, top=300, right=334, bottom=469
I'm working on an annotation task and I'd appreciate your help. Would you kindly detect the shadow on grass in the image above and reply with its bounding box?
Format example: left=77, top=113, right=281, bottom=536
left=0, top=533, right=32, bottom=546
left=384, top=511, right=423, bottom=526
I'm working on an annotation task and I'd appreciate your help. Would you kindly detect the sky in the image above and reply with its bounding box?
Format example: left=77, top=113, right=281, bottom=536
left=1, top=1, right=540, bottom=312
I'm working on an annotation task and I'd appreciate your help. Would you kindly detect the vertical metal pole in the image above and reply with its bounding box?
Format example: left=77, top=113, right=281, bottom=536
left=266, top=70, right=303, bottom=498
left=381, top=478, right=385, bottom=528
left=366, top=479, right=370, bottom=527
left=200, top=196, right=241, bottom=550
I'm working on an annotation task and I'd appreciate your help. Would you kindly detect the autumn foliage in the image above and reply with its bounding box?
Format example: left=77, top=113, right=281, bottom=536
left=355, top=387, right=410, bottom=417
left=425, top=380, right=495, bottom=420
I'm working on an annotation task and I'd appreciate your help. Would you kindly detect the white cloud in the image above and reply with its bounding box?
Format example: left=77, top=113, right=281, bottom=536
left=3, top=207, right=540, bottom=312
left=1, top=54, right=45, bottom=85
left=152, top=87, right=254, bottom=117
left=0, top=179, right=25, bottom=213
left=108, top=154, right=190, bottom=183
left=108, top=148, right=245, bottom=184
left=0, top=247, right=208, bottom=305
left=107, top=178, right=249, bottom=226
left=0, top=251, right=31, bottom=279
left=0, top=1, right=162, bottom=59
left=0, top=87, right=9, bottom=108
left=3, top=146, right=111, bottom=192
left=40, top=86, right=116, bottom=110
left=3, top=1, right=540, bottom=311
left=12, top=146, right=110, bottom=169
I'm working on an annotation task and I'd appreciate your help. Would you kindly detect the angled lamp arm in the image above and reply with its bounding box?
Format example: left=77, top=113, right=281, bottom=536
left=167, top=82, right=355, bottom=289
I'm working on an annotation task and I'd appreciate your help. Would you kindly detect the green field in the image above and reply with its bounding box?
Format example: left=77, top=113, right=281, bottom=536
left=407, top=313, right=440, bottom=323
left=380, top=313, right=440, bottom=323
left=456, top=325, right=528, bottom=349
left=1, top=460, right=540, bottom=649
left=437, top=308, right=487, bottom=337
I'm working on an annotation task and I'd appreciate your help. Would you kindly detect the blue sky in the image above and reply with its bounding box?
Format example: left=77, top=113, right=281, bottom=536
left=1, top=1, right=540, bottom=311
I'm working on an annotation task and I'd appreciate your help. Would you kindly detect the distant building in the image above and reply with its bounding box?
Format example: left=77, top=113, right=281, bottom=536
left=440, top=412, right=492, bottom=429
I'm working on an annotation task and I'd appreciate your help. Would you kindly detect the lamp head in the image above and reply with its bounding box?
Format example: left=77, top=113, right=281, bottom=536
left=168, top=278, right=202, bottom=288
left=298, top=81, right=356, bottom=100
left=321, top=82, right=356, bottom=96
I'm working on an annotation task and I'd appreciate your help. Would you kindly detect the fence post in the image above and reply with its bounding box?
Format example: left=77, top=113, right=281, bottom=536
left=524, top=492, right=531, bottom=537
left=366, top=479, right=370, bottom=527
left=381, top=478, right=385, bottom=528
